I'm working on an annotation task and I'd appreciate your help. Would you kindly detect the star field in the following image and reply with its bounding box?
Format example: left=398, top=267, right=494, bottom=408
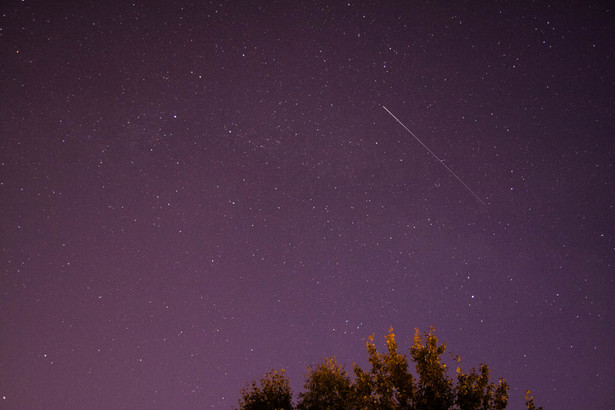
left=1, top=1, right=614, bottom=408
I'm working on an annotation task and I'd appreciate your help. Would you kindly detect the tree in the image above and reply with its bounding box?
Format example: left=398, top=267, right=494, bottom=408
left=296, top=357, right=352, bottom=409
left=524, top=390, right=543, bottom=410
left=352, top=329, right=414, bottom=409
left=454, top=364, right=508, bottom=409
left=237, top=327, right=539, bottom=409
left=237, top=369, right=293, bottom=410
left=410, top=327, right=455, bottom=409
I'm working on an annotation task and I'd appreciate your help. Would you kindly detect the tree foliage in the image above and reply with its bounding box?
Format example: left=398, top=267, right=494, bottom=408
left=296, top=357, right=352, bottom=409
left=236, top=327, right=538, bottom=410
left=237, top=369, right=293, bottom=410
left=524, top=390, right=543, bottom=410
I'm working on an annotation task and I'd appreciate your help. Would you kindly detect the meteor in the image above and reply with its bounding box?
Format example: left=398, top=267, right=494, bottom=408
left=383, top=106, right=486, bottom=205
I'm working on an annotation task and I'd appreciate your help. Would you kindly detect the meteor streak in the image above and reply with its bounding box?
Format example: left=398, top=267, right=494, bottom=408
left=383, top=106, right=486, bottom=205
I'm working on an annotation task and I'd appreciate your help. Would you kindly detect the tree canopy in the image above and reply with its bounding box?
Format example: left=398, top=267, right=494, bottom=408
left=238, top=369, right=293, bottom=410
left=236, top=327, right=541, bottom=410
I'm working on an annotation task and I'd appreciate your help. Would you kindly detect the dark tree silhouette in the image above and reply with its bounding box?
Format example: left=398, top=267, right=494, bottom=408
left=236, top=327, right=539, bottom=410
left=237, top=369, right=293, bottom=410
left=296, top=357, right=353, bottom=409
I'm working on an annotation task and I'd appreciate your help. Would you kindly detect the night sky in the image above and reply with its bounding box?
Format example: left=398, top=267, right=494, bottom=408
left=1, top=1, right=614, bottom=409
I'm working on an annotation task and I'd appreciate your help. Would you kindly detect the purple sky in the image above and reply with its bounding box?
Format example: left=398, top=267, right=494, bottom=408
left=1, top=1, right=614, bottom=408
